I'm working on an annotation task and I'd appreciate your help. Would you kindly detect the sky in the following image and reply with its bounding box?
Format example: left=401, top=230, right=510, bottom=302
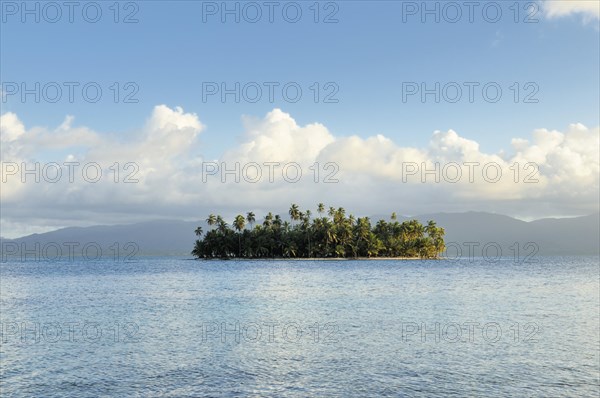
left=1, top=0, right=599, bottom=238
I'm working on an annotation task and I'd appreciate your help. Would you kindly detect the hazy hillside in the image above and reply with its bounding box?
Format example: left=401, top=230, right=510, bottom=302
left=1, top=220, right=204, bottom=257
left=415, top=212, right=599, bottom=256
left=1, top=213, right=598, bottom=258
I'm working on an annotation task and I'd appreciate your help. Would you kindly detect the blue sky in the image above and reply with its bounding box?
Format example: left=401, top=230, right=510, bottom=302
left=2, top=1, right=598, bottom=157
left=1, top=1, right=599, bottom=237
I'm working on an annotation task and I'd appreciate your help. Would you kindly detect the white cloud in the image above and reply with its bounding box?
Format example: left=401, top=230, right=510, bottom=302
left=0, top=106, right=598, bottom=237
left=542, top=0, right=600, bottom=21
left=223, top=109, right=335, bottom=164
left=0, top=112, right=25, bottom=142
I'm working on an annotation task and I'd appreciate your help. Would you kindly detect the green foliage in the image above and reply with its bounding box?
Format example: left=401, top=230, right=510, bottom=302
left=192, top=204, right=445, bottom=259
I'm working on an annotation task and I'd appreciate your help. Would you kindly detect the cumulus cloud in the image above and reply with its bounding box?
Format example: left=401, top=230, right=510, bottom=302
left=0, top=106, right=598, bottom=237
left=542, top=0, right=600, bottom=22
left=222, top=109, right=335, bottom=165
left=0, top=112, right=25, bottom=142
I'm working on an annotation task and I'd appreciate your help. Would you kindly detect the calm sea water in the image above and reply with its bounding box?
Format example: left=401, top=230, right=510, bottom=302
left=1, top=257, right=598, bottom=397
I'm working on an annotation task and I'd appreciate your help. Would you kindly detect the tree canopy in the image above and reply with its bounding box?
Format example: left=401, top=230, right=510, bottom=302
left=192, top=204, right=445, bottom=259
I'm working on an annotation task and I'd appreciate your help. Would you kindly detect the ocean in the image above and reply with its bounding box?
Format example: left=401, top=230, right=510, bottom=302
left=1, top=256, right=598, bottom=397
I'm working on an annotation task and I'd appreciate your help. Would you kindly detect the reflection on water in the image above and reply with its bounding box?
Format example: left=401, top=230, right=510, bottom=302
left=1, top=257, right=599, bottom=397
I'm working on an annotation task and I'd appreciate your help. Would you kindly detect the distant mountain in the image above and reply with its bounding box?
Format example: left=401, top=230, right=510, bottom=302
left=0, top=220, right=205, bottom=258
left=1, top=213, right=598, bottom=259
left=373, top=212, right=599, bottom=256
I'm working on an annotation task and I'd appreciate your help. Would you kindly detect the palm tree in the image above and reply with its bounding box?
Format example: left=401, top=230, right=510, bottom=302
left=328, top=206, right=336, bottom=219
left=317, top=203, right=325, bottom=216
left=289, top=204, right=300, bottom=225
left=282, top=221, right=291, bottom=232
left=283, top=241, right=297, bottom=258
left=354, top=217, right=371, bottom=257
left=263, top=212, right=274, bottom=228
left=367, top=232, right=383, bottom=257
left=303, top=210, right=312, bottom=257
left=191, top=239, right=204, bottom=258
left=391, top=212, right=397, bottom=221
left=233, top=215, right=246, bottom=257
left=323, top=218, right=337, bottom=256
left=216, top=216, right=228, bottom=234
left=246, top=212, right=256, bottom=229
left=425, top=220, right=445, bottom=257
left=206, top=214, right=217, bottom=227
left=194, top=226, right=203, bottom=237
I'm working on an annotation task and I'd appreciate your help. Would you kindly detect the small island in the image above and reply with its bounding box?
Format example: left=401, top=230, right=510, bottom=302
left=192, top=204, right=445, bottom=259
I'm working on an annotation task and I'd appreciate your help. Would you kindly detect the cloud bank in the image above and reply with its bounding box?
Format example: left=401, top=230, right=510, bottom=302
left=1, top=106, right=598, bottom=237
